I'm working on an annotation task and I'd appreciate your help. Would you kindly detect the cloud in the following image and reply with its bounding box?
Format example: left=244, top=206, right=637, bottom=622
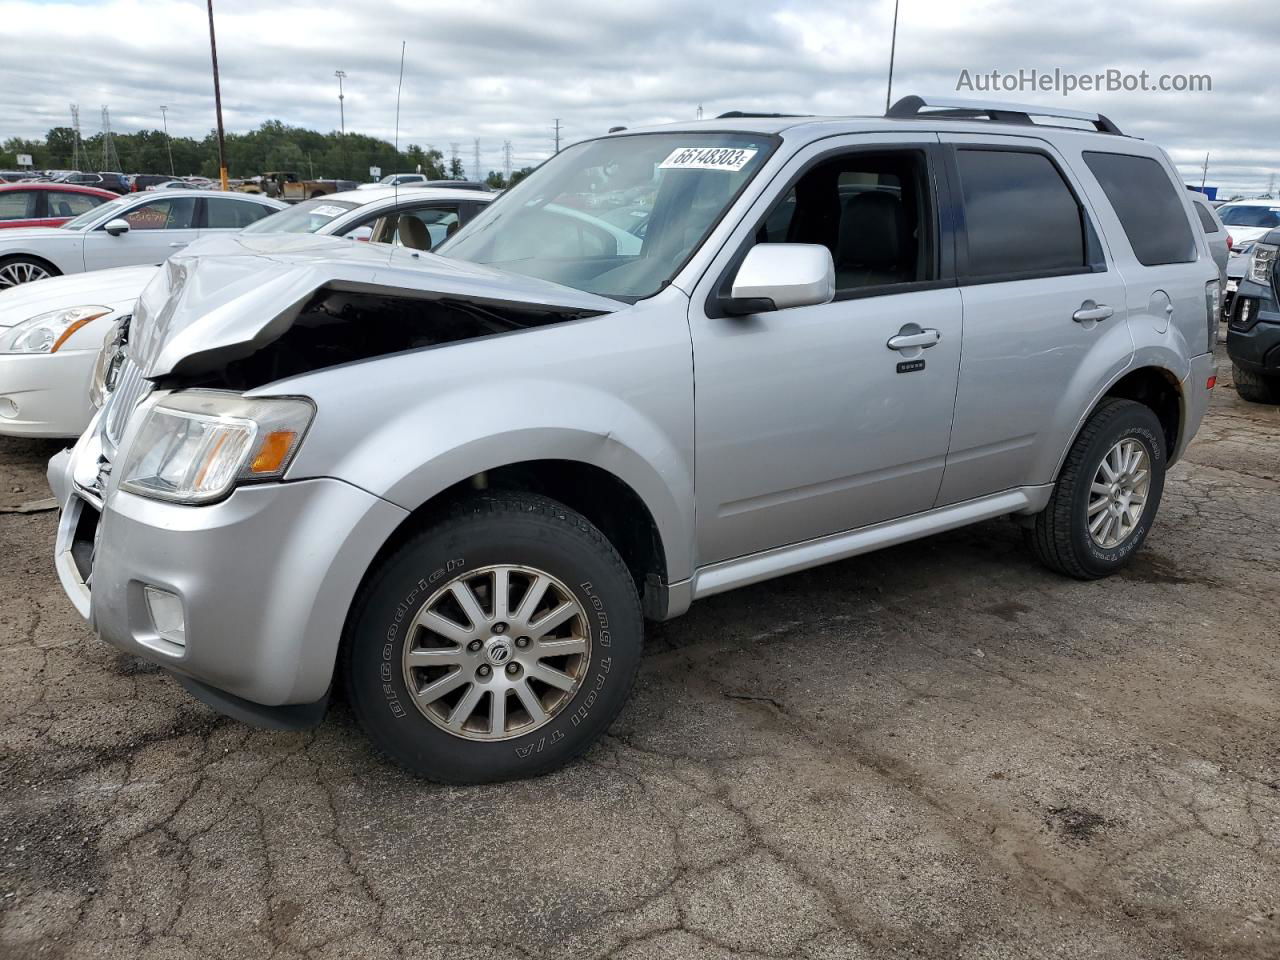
left=0, top=0, right=1276, bottom=192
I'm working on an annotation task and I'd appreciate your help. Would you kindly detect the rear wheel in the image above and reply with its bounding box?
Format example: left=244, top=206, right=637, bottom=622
left=0, top=256, right=58, bottom=290
left=1232, top=363, right=1280, bottom=404
left=1028, top=399, right=1166, bottom=579
left=344, top=492, right=643, bottom=783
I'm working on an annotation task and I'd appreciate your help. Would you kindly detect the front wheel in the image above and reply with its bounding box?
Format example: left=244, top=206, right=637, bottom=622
left=344, top=493, right=643, bottom=783
left=1027, top=398, right=1167, bottom=579
left=0, top=256, right=59, bottom=290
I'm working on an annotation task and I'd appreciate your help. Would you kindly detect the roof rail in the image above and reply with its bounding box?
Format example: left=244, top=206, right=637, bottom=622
left=716, top=111, right=807, bottom=119
left=886, top=95, right=1123, bottom=136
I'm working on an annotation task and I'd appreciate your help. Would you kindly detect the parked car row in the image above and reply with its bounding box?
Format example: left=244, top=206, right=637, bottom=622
left=0, top=186, right=492, bottom=437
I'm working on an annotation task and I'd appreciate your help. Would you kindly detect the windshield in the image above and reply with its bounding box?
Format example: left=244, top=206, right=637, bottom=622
left=61, top=195, right=132, bottom=230
left=437, top=132, right=776, bottom=300
left=241, top=198, right=360, bottom=235
left=1218, top=205, right=1280, bottom=229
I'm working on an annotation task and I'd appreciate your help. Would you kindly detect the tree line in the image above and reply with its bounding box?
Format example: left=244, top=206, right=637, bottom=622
left=0, top=120, right=536, bottom=188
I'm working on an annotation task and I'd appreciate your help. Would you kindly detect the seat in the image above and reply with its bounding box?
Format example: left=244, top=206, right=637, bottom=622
left=834, top=191, right=913, bottom=288
left=55, top=201, right=73, bottom=217
left=397, top=214, right=431, bottom=251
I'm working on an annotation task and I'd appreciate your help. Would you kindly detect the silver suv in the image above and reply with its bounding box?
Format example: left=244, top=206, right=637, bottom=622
left=50, top=96, right=1219, bottom=783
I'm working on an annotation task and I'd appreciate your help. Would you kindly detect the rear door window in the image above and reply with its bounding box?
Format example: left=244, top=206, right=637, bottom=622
left=48, top=191, right=105, bottom=219
left=1191, top=201, right=1220, bottom=234
left=1083, top=151, right=1197, bottom=266
left=0, top=190, right=37, bottom=221
left=204, top=197, right=275, bottom=229
left=956, top=148, right=1088, bottom=280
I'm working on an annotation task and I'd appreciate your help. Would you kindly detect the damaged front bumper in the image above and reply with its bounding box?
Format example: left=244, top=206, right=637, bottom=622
left=50, top=422, right=408, bottom=725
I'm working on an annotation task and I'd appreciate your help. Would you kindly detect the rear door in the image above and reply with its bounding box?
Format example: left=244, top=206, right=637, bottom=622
left=81, top=195, right=200, bottom=271
left=936, top=134, right=1132, bottom=505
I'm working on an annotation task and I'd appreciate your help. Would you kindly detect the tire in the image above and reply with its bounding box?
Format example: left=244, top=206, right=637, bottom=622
left=1232, top=363, right=1280, bottom=404
left=0, top=256, right=60, bottom=290
left=344, top=492, right=643, bottom=783
left=1027, top=398, right=1166, bottom=580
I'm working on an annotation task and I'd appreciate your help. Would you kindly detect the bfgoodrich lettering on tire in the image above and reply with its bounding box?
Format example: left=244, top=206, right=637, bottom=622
left=344, top=492, right=643, bottom=783
left=1028, top=398, right=1167, bottom=580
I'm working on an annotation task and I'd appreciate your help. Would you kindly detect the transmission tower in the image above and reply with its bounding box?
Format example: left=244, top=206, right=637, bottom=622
left=472, top=138, right=480, bottom=182
left=697, top=103, right=704, bottom=120
left=100, top=106, right=120, bottom=171
left=503, top=141, right=512, bottom=180
left=553, top=119, right=561, bottom=154
left=449, top=142, right=460, bottom=179
left=69, top=104, right=83, bottom=171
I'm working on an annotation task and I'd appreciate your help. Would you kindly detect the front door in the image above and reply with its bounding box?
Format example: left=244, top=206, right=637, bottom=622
left=690, top=137, right=963, bottom=565
left=81, top=195, right=200, bottom=271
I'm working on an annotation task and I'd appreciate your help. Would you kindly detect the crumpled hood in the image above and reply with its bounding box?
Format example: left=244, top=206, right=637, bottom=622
left=129, top=232, right=623, bottom=378
left=0, top=264, right=158, bottom=328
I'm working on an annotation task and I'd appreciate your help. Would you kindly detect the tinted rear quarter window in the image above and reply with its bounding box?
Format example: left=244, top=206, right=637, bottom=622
left=956, top=149, right=1087, bottom=280
left=1192, top=202, right=1220, bottom=234
left=1083, top=151, right=1196, bottom=266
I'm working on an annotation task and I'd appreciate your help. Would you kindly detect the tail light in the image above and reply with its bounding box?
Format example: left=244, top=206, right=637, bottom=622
left=1226, top=233, right=1234, bottom=251
left=1205, top=280, right=1220, bottom=352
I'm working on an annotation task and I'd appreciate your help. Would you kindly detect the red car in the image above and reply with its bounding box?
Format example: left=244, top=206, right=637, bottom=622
left=0, top=183, right=118, bottom=230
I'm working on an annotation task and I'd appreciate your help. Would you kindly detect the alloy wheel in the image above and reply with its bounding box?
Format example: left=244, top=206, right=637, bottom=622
left=0, top=260, right=51, bottom=289
left=401, top=564, right=591, bottom=741
left=1087, top=438, right=1151, bottom=549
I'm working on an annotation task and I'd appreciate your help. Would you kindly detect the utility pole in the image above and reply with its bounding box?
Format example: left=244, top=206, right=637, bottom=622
left=554, top=119, right=561, bottom=154
left=473, top=138, right=480, bottom=182
left=697, top=103, right=703, bottom=120
left=1201, top=152, right=1210, bottom=190
left=449, top=142, right=460, bottom=179
left=503, top=140, right=512, bottom=181
left=885, top=0, right=900, bottom=113
left=160, top=105, right=175, bottom=176
left=207, top=0, right=229, bottom=190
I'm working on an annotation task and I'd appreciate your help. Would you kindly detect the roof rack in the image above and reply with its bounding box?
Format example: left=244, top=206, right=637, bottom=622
left=886, top=95, right=1123, bottom=136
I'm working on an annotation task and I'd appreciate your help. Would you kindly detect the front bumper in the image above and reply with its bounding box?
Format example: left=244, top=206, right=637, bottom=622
left=1226, top=276, right=1280, bottom=375
left=0, top=349, right=97, bottom=438
left=51, top=447, right=408, bottom=708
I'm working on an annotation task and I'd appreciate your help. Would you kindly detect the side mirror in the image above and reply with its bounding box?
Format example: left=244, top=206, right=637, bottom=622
left=103, top=218, right=130, bottom=237
left=721, top=243, right=834, bottom=315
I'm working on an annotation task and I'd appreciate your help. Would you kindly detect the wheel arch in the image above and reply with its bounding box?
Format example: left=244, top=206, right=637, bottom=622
left=0, top=251, right=64, bottom=281
left=1051, top=361, right=1185, bottom=481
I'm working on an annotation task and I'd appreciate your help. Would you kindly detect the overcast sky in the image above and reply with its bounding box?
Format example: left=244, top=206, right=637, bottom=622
left=0, top=0, right=1276, bottom=193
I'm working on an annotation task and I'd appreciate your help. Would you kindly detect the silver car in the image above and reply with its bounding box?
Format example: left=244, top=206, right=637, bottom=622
left=50, top=96, right=1219, bottom=783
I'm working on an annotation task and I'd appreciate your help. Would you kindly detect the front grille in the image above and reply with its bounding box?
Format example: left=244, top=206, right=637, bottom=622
left=103, top=357, right=152, bottom=452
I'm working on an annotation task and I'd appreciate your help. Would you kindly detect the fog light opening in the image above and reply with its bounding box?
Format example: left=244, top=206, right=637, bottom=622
left=0, top=397, right=18, bottom=420
left=144, top=586, right=187, bottom=649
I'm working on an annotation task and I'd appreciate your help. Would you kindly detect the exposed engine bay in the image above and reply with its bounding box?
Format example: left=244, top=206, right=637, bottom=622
left=167, top=287, right=606, bottom=392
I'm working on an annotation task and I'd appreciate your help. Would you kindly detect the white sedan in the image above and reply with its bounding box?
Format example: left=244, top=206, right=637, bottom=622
left=0, top=191, right=286, bottom=290
left=0, top=186, right=492, bottom=437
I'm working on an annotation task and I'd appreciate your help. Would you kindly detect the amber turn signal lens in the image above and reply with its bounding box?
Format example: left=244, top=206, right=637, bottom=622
left=249, top=430, right=298, bottom=474
left=50, top=316, right=100, bottom=353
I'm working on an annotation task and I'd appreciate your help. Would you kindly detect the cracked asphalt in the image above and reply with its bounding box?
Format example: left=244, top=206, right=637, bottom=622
left=2, top=346, right=1277, bottom=959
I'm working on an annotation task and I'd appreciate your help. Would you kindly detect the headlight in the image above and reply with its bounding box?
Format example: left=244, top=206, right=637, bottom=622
left=119, top=390, right=315, bottom=504
left=0, top=305, right=111, bottom=354
left=1247, top=243, right=1278, bottom=286
left=89, top=317, right=128, bottom=409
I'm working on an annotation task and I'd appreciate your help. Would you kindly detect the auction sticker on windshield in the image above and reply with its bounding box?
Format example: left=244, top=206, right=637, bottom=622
left=310, top=205, right=348, bottom=218
left=659, top=147, right=758, bottom=172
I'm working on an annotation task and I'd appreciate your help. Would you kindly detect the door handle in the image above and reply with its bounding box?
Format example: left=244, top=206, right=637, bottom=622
left=886, top=328, right=942, bottom=351
left=1072, top=302, right=1114, bottom=323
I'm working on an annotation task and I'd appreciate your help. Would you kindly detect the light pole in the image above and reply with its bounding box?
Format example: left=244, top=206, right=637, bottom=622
left=160, top=105, right=175, bottom=176
left=206, top=0, right=229, bottom=190
left=335, top=70, right=347, bottom=179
